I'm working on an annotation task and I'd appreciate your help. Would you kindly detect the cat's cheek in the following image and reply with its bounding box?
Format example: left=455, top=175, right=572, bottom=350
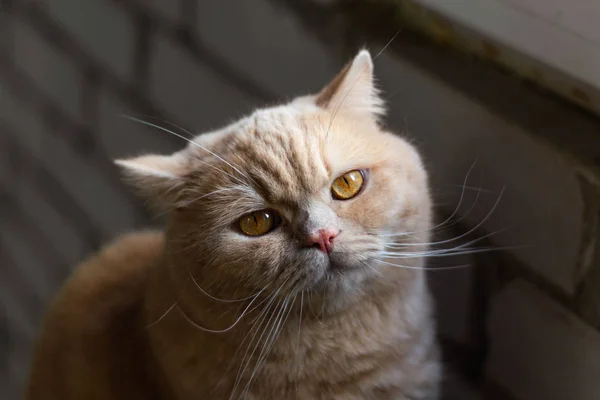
left=334, top=182, right=402, bottom=233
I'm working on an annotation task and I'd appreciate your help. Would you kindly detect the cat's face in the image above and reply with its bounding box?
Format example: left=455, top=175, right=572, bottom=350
left=118, top=51, right=431, bottom=299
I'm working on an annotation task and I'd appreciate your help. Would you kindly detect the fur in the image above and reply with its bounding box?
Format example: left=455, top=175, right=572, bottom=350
left=27, top=50, right=440, bottom=399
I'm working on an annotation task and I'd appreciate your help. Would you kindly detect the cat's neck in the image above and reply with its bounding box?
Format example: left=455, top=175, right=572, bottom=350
left=143, top=252, right=424, bottom=342
left=142, top=253, right=431, bottom=398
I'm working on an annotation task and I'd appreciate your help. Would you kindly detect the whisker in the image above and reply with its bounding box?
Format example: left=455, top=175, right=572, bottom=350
left=374, top=259, right=471, bottom=271
left=385, top=227, right=507, bottom=250
left=235, top=298, right=287, bottom=400
left=144, top=301, right=178, bottom=329
left=131, top=114, right=195, bottom=138
left=297, top=291, right=303, bottom=351
left=373, top=29, right=402, bottom=60
left=375, top=159, right=479, bottom=238
left=241, top=293, right=296, bottom=399
left=381, top=244, right=528, bottom=259
left=324, top=32, right=399, bottom=142
left=180, top=187, right=239, bottom=208
left=294, top=290, right=303, bottom=395
left=123, top=115, right=254, bottom=184
left=364, top=261, right=384, bottom=277
left=382, top=229, right=501, bottom=256
left=188, top=270, right=264, bottom=303
left=158, top=187, right=238, bottom=216
left=380, top=184, right=506, bottom=254
left=187, top=154, right=250, bottom=186
left=231, top=277, right=290, bottom=399
left=446, top=184, right=494, bottom=194
left=176, top=287, right=265, bottom=333
left=123, top=115, right=250, bottom=188
left=229, top=293, right=279, bottom=399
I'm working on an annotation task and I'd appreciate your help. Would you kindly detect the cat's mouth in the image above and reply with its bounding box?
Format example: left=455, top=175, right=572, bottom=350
left=328, top=253, right=363, bottom=271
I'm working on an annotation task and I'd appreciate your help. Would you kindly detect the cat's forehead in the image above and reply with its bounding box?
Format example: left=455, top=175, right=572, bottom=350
left=228, top=107, right=332, bottom=204
left=194, top=104, right=385, bottom=206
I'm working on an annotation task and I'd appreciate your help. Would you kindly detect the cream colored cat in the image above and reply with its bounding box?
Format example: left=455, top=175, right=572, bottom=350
left=27, top=50, right=440, bottom=400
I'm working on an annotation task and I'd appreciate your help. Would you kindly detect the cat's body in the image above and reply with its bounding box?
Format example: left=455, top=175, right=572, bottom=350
left=27, top=51, right=441, bottom=399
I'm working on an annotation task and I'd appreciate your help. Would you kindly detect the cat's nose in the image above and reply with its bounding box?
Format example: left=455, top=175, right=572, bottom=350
left=306, top=228, right=339, bottom=254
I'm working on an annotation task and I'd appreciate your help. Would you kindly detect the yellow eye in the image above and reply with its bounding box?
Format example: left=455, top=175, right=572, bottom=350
left=239, top=210, right=280, bottom=236
left=331, top=170, right=365, bottom=200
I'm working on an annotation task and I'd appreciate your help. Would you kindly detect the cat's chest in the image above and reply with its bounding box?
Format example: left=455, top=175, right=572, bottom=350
left=223, top=324, right=403, bottom=399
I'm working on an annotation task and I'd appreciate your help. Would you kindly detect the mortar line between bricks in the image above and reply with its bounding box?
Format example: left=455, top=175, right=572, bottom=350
left=132, top=11, right=153, bottom=93
left=574, top=175, right=600, bottom=296
left=436, top=204, right=583, bottom=314
left=0, top=57, right=149, bottom=226
left=0, top=186, right=66, bottom=270
left=0, top=1, right=14, bottom=61
left=0, top=121, right=103, bottom=243
left=180, top=0, right=198, bottom=31
left=435, top=209, right=496, bottom=381
left=19, top=3, right=187, bottom=131
left=110, top=0, right=278, bottom=102
left=81, top=67, right=101, bottom=137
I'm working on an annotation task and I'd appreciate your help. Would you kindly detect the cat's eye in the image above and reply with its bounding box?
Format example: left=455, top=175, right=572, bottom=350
left=331, top=170, right=365, bottom=200
left=239, top=210, right=281, bottom=236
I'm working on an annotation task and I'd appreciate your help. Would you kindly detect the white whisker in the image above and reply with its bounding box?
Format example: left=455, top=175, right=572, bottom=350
left=123, top=115, right=255, bottom=184
left=230, top=278, right=290, bottom=399
left=381, top=245, right=527, bottom=259
left=385, top=227, right=507, bottom=250
left=188, top=270, right=264, bottom=303
left=176, top=287, right=265, bottom=333
left=236, top=298, right=287, bottom=400
left=230, top=294, right=278, bottom=399
left=375, top=160, right=480, bottom=238
left=144, top=301, right=178, bottom=329
left=374, top=259, right=471, bottom=271
left=241, top=293, right=296, bottom=399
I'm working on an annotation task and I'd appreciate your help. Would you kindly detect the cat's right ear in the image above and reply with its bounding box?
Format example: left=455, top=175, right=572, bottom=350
left=314, top=50, right=385, bottom=122
left=115, top=152, right=188, bottom=211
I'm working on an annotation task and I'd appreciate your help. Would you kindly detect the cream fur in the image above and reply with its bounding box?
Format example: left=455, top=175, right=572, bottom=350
left=27, top=51, right=440, bottom=400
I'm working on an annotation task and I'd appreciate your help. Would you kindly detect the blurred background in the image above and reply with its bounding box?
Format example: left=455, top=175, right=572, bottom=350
left=2, top=0, right=600, bottom=399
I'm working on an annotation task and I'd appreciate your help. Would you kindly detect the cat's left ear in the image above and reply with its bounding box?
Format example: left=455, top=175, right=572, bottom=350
left=315, top=50, right=385, bottom=121
left=115, top=151, right=188, bottom=211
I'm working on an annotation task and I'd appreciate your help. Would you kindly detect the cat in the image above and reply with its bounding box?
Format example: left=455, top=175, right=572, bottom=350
left=27, top=50, right=440, bottom=400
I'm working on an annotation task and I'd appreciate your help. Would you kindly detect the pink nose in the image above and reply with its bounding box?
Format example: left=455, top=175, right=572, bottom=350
left=306, top=228, right=339, bottom=254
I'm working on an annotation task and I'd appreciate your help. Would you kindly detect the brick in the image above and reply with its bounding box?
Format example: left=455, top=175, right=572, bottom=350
left=427, top=225, right=478, bottom=344
left=40, top=134, right=139, bottom=237
left=1, top=81, right=138, bottom=239
left=135, top=0, right=181, bottom=24
left=5, top=310, right=36, bottom=400
left=15, top=182, right=86, bottom=268
left=576, top=178, right=600, bottom=328
left=5, top=319, right=34, bottom=400
left=46, top=0, right=134, bottom=79
left=0, top=134, right=10, bottom=185
left=195, top=0, right=338, bottom=97
left=0, top=2, right=13, bottom=59
left=13, top=20, right=81, bottom=118
left=377, top=52, right=586, bottom=294
left=3, top=104, right=139, bottom=237
left=485, top=280, right=600, bottom=400
left=0, top=80, right=46, bottom=158
left=98, top=89, right=181, bottom=158
left=150, top=36, right=256, bottom=132
left=0, top=224, right=53, bottom=309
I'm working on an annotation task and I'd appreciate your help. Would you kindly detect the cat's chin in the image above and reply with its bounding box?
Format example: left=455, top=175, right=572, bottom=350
left=302, top=252, right=379, bottom=291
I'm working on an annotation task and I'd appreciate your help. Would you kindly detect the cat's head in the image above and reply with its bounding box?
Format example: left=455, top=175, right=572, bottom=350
left=118, top=50, right=431, bottom=301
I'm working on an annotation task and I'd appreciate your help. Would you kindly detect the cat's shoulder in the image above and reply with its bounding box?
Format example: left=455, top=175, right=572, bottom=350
left=27, top=230, right=165, bottom=400
left=55, top=229, right=165, bottom=316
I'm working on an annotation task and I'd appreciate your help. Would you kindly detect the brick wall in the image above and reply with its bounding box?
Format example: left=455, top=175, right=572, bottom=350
left=1, top=1, right=600, bottom=399
left=0, top=0, right=337, bottom=397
